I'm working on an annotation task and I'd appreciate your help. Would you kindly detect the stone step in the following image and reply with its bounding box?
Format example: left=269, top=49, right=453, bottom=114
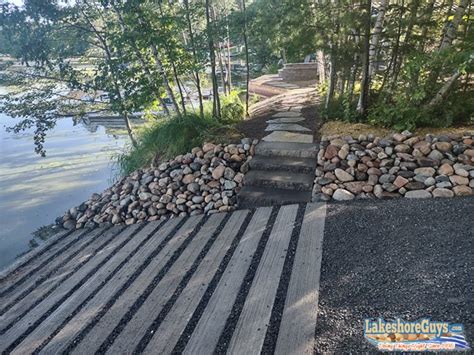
left=255, top=141, right=318, bottom=159
left=265, top=123, right=311, bottom=132
left=266, top=117, right=306, bottom=124
left=237, top=186, right=312, bottom=208
left=243, top=170, right=314, bottom=191
left=262, top=131, right=313, bottom=144
left=271, top=111, right=302, bottom=118
left=249, top=155, right=316, bottom=174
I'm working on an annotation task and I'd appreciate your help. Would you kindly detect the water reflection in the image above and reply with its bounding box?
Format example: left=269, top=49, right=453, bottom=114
left=0, top=111, right=129, bottom=270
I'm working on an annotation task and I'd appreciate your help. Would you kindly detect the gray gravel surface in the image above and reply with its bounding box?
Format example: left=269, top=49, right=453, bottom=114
left=315, top=197, right=474, bottom=353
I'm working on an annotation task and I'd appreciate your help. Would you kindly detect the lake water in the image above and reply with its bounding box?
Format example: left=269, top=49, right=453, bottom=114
left=0, top=110, right=129, bottom=270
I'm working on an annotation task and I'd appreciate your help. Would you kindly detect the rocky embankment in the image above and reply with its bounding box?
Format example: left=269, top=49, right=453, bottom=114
left=313, top=131, right=474, bottom=201
left=59, top=139, right=257, bottom=230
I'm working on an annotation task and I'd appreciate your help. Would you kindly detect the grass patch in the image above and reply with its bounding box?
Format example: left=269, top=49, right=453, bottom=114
left=116, top=112, right=241, bottom=176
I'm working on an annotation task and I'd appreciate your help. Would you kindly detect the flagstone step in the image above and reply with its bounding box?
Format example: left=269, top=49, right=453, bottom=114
left=271, top=111, right=302, bottom=118
left=266, top=117, right=306, bottom=124
left=262, top=131, right=313, bottom=143
left=265, top=123, right=311, bottom=132
left=249, top=155, right=316, bottom=174
left=237, top=186, right=312, bottom=208
left=255, top=141, right=318, bottom=159
left=243, top=170, right=314, bottom=191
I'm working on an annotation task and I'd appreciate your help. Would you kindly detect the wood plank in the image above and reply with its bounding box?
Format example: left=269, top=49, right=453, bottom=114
left=227, top=204, right=298, bottom=355
left=143, top=210, right=251, bottom=354
left=8, top=219, right=177, bottom=355
left=71, top=215, right=204, bottom=354
left=71, top=214, right=200, bottom=354
left=184, top=207, right=272, bottom=354
left=0, top=229, right=83, bottom=295
left=0, top=227, right=116, bottom=329
left=275, top=203, right=326, bottom=355
left=0, top=224, right=142, bottom=353
left=35, top=216, right=201, bottom=354
left=0, top=227, right=106, bottom=311
left=102, top=213, right=226, bottom=354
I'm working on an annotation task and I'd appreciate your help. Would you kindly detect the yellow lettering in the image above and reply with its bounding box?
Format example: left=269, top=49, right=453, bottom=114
left=443, top=323, right=449, bottom=333
left=365, top=319, right=371, bottom=333
left=421, top=319, right=429, bottom=333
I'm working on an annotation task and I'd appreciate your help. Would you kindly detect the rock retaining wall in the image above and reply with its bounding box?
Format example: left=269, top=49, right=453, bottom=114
left=313, top=131, right=474, bottom=201
left=59, top=139, right=257, bottom=230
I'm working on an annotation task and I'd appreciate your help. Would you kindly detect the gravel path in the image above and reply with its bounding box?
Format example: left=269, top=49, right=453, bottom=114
left=315, top=197, right=474, bottom=352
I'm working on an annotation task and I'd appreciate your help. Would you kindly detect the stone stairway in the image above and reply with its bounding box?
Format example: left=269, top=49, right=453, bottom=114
left=238, top=107, right=318, bottom=208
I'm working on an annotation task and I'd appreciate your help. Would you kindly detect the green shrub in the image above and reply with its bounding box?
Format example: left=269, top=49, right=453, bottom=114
left=220, top=90, right=245, bottom=122
left=264, top=63, right=280, bottom=74
left=367, top=88, right=473, bottom=131
left=116, top=113, right=223, bottom=176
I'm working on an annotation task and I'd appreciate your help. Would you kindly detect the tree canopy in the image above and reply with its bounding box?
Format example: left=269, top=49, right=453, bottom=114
left=0, top=0, right=472, bottom=155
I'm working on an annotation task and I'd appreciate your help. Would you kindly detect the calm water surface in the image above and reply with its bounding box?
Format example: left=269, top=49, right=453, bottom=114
left=0, top=108, right=129, bottom=270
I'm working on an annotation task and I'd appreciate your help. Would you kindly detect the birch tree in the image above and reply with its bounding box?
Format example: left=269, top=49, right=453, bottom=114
left=439, top=0, right=470, bottom=50
left=368, top=0, right=388, bottom=78
left=357, top=0, right=372, bottom=115
left=205, top=0, right=221, bottom=119
left=242, top=0, right=250, bottom=117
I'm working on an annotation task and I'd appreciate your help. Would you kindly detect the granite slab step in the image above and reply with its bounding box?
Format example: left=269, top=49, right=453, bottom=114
left=262, top=131, right=313, bottom=143
left=249, top=155, right=316, bottom=174
left=243, top=170, right=314, bottom=191
left=265, top=123, right=311, bottom=132
left=266, top=117, right=306, bottom=124
left=237, top=186, right=312, bottom=208
left=255, top=141, right=318, bottom=159
left=271, top=111, right=302, bottom=118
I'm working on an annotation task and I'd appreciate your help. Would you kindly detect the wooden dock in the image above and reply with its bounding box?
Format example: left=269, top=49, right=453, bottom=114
left=0, top=203, right=326, bottom=354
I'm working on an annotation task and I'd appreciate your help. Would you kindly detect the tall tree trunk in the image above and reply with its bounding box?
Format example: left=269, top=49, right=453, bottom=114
left=462, top=0, right=472, bottom=38
left=317, top=50, right=326, bottom=84
left=156, top=2, right=185, bottom=117
left=205, top=0, right=221, bottom=119
left=348, top=59, right=358, bottom=104
left=172, top=61, right=187, bottom=115
left=80, top=4, right=137, bottom=146
left=183, top=0, right=204, bottom=118
left=419, top=0, right=436, bottom=53
left=226, top=23, right=233, bottom=92
left=384, top=0, right=404, bottom=92
left=368, top=0, right=388, bottom=78
left=439, top=0, right=468, bottom=50
left=132, top=7, right=181, bottom=116
left=211, top=5, right=228, bottom=95
left=281, top=49, right=287, bottom=64
left=111, top=3, right=170, bottom=116
left=392, top=0, right=421, bottom=85
left=242, top=0, right=250, bottom=117
left=325, top=45, right=336, bottom=110
left=122, top=111, right=137, bottom=147
left=427, top=0, right=469, bottom=91
left=339, top=75, right=346, bottom=97
left=357, top=0, right=372, bottom=116
left=217, top=44, right=228, bottom=95
left=150, top=43, right=182, bottom=117
left=409, top=0, right=437, bottom=88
